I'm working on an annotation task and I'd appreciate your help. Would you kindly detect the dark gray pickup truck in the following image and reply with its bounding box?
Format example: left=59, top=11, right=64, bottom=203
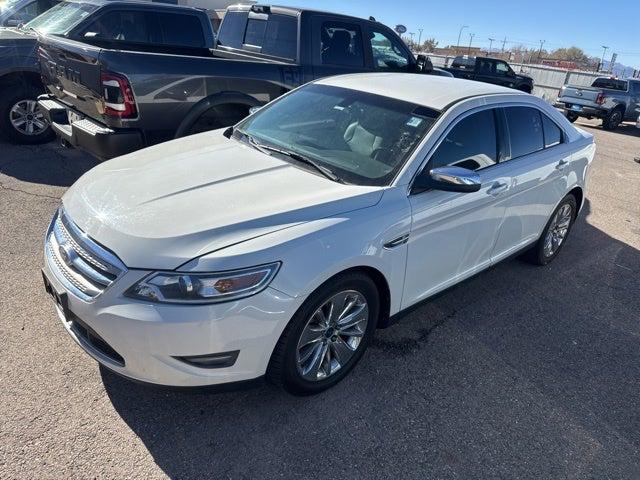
left=38, top=2, right=445, bottom=160
left=443, top=55, right=533, bottom=93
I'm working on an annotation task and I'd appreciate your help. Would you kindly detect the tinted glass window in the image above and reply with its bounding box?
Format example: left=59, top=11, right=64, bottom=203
left=452, top=56, right=475, bottom=69
left=592, top=78, right=628, bottom=91
left=82, top=11, right=155, bottom=44
left=242, top=14, right=296, bottom=58
left=496, top=61, right=510, bottom=75
left=541, top=113, right=562, bottom=148
left=505, top=107, right=544, bottom=158
left=430, top=109, right=498, bottom=171
left=321, top=21, right=364, bottom=67
left=216, top=10, right=247, bottom=49
left=238, top=84, right=438, bottom=186
left=158, top=13, right=204, bottom=47
left=370, top=29, right=410, bottom=71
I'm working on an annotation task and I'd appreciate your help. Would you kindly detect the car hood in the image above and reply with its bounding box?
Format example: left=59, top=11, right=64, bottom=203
left=63, top=131, right=383, bottom=270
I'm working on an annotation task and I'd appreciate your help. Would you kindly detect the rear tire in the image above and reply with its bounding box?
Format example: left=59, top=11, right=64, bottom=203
left=0, top=85, right=54, bottom=144
left=565, top=111, right=579, bottom=123
left=187, top=103, right=249, bottom=136
left=522, top=194, right=577, bottom=266
left=267, top=272, right=379, bottom=396
left=602, top=108, right=623, bottom=131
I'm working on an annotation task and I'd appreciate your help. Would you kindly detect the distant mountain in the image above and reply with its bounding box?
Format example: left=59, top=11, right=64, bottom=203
left=601, top=60, right=637, bottom=78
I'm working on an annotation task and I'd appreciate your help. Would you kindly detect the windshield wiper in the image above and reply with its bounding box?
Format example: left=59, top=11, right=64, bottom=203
left=239, top=131, right=344, bottom=183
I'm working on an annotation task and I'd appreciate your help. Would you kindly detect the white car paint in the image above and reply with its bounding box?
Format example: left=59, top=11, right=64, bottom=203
left=43, top=74, right=595, bottom=387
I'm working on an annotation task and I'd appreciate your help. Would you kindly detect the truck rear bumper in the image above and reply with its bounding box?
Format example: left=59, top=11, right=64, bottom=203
left=554, top=101, right=606, bottom=118
left=38, top=95, right=144, bottom=160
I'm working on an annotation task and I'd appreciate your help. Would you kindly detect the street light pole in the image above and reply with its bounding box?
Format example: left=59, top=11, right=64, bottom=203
left=600, top=45, right=609, bottom=72
left=409, top=32, right=415, bottom=48
left=537, top=39, right=545, bottom=61
left=467, top=33, right=475, bottom=55
left=488, top=37, right=495, bottom=55
left=455, top=25, right=468, bottom=55
left=417, top=28, right=423, bottom=48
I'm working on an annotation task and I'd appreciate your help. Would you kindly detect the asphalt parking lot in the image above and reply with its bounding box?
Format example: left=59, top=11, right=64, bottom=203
left=1, top=118, right=639, bottom=479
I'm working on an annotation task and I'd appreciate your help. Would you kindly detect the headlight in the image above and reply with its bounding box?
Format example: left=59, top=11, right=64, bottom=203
left=125, top=262, right=281, bottom=304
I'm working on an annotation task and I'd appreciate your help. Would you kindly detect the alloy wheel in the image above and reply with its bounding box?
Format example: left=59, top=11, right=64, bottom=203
left=543, top=203, right=573, bottom=257
left=296, top=290, right=369, bottom=382
left=9, top=100, right=48, bottom=136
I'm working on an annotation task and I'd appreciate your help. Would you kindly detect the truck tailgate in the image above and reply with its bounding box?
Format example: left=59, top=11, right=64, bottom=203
left=559, top=85, right=600, bottom=105
left=39, top=35, right=104, bottom=120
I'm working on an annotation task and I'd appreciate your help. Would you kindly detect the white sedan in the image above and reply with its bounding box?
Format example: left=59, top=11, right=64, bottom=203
left=42, top=74, right=595, bottom=395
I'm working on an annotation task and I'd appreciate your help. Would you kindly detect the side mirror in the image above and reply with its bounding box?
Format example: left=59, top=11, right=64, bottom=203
left=412, top=166, right=482, bottom=194
left=415, top=54, right=433, bottom=73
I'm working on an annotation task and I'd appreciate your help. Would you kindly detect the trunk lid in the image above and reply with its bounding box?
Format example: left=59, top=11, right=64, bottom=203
left=559, top=85, right=601, bottom=105
left=39, top=35, right=104, bottom=120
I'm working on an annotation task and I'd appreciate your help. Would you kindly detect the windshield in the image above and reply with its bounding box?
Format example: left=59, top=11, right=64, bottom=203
left=24, top=1, right=98, bottom=35
left=237, top=84, right=438, bottom=186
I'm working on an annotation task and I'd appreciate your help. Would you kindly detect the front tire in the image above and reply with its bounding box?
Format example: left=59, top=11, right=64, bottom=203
left=267, top=273, right=379, bottom=395
left=0, top=86, right=54, bottom=144
left=523, top=194, right=577, bottom=266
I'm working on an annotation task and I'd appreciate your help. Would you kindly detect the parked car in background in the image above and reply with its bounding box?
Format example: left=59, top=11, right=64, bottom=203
left=444, top=55, right=533, bottom=93
left=0, top=0, right=58, bottom=27
left=42, top=75, right=595, bottom=395
left=0, top=0, right=68, bottom=143
left=38, top=3, right=449, bottom=160
left=556, top=77, right=640, bottom=130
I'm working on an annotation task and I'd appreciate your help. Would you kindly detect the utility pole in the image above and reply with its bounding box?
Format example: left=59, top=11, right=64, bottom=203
left=501, top=36, right=507, bottom=59
left=409, top=32, right=415, bottom=48
left=417, top=28, right=423, bottom=48
left=467, top=33, right=475, bottom=55
left=456, top=25, right=468, bottom=55
left=488, top=37, right=495, bottom=55
left=538, top=39, right=545, bottom=61
left=600, top=45, right=609, bottom=72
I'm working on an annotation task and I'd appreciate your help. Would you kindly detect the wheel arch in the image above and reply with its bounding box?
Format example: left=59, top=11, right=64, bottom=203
left=0, top=70, right=43, bottom=90
left=567, top=185, right=584, bottom=214
left=174, top=91, right=262, bottom=138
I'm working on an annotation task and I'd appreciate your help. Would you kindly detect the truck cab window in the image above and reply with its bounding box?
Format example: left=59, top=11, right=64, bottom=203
left=496, top=61, right=510, bottom=76
left=81, top=11, right=155, bottom=44
left=369, top=29, right=410, bottom=71
left=243, top=13, right=297, bottom=59
left=320, top=22, right=364, bottom=67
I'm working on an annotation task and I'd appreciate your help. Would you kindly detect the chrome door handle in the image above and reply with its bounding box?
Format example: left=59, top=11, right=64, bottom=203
left=556, top=159, right=569, bottom=170
left=487, top=181, right=509, bottom=196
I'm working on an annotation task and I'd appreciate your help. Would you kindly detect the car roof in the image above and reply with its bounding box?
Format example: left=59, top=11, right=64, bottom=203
left=316, top=73, right=525, bottom=110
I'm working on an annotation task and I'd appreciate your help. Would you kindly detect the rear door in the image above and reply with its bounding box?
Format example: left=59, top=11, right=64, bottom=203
left=491, top=106, right=573, bottom=261
left=311, top=16, right=369, bottom=79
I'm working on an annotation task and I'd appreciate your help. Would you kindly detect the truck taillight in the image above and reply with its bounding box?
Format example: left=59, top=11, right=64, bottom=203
left=595, top=92, right=606, bottom=105
left=101, top=71, right=137, bottom=118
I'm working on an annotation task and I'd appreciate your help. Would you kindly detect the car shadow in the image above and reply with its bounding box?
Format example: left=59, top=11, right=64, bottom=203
left=0, top=139, right=98, bottom=187
left=575, top=119, right=640, bottom=138
left=101, top=199, right=640, bottom=479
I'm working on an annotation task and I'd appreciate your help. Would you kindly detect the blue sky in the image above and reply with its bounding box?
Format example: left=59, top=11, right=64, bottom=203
left=274, top=0, right=640, bottom=69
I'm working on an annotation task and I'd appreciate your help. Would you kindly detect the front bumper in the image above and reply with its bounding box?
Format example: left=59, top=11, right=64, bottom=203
left=38, top=95, right=144, bottom=161
left=42, top=257, right=300, bottom=388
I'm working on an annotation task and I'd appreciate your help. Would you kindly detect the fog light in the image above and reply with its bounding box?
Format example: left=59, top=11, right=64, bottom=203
left=174, top=350, right=239, bottom=369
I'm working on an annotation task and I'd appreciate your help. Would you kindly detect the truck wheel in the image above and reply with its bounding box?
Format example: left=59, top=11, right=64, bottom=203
left=602, top=108, right=623, bottom=131
left=187, top=103, right=250, bottom=136
left=565, top=111, right=579, bottom=123
left=0, top=86, right=54, bottom=144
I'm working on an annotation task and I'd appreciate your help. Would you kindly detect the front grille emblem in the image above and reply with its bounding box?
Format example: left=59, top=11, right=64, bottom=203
left=58, top=242, right=77, bottom=268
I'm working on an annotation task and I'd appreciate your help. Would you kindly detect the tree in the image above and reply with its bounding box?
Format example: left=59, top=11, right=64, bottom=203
left=550, top=47, right=591, bottom=64
left=421, top=38, right=438, bottom=53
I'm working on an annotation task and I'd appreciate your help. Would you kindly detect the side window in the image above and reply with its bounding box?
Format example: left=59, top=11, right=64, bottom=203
left=156, top=13, right=205, bottom=47
left=496, top=61, right=510, bottom=76
left=320, top=21, right=364, bottom=67
left=504, top=107, right=544, bottom=158
left=242, top=14, right=297, bottom=59
left=13, top=1, right=40, bottom=23
left=81, top=11, right=155, bottom=44
left=369, top=29, right=410, bottom=71
left=541, top=113, right=563, bottom=148
left=430, top=109, right=498, bottom=171
left=476, top=58, right=495, bottom=75
left=216, top=11, right=248, bottom=49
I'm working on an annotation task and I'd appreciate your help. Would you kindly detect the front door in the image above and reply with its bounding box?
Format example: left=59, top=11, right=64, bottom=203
left=402, top=107, right=511, bottom=308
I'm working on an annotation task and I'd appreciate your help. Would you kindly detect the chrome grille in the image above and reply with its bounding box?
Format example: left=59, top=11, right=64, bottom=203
left=45, top=208, right=127, bottom=301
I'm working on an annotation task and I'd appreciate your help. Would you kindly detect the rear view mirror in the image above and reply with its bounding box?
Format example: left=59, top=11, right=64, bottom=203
left=412, top=166, right=481, bottom=194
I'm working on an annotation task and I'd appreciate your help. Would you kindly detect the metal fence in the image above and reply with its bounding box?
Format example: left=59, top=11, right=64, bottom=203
left=427, top=54, right=603, bottom=103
